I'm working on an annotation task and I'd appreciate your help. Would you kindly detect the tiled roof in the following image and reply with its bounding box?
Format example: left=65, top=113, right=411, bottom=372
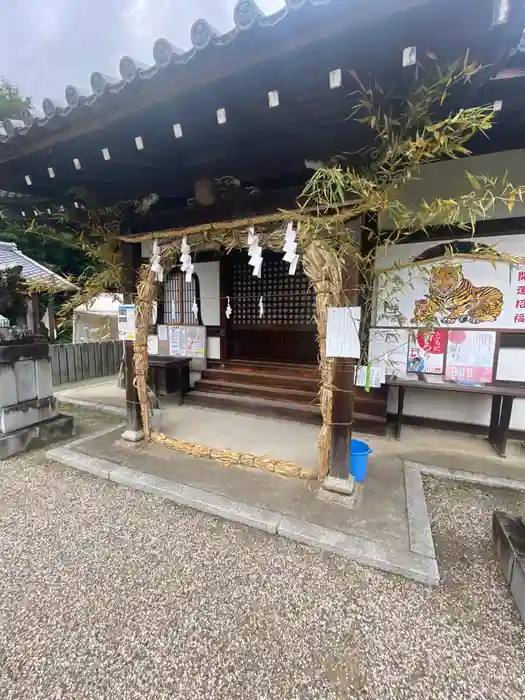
left=0, top=242, right=77, bottom=291
left=0, top=0, right=335, bottom=144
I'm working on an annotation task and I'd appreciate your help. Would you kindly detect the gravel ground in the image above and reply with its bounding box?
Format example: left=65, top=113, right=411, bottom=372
left=0, top=408, right=524, bottom=699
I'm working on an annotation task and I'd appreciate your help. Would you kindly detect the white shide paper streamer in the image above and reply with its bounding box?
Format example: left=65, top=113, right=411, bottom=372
left=150, top=239, right=164, bottom=282
left=180, top=236, right=194, bottom=283
left=282, top=221, right=300, bottom=275
left=247, top=225, right=263, bottom=278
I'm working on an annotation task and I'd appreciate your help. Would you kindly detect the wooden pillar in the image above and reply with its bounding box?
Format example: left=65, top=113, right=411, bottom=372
left=28, top=294, right=41, bottom=334
left=329, top=219, right=362, bottom=479
left=359, top=212, right=377, bottom=364
left=47, top=298, right=57, bottom=342
left=121, top=242, right=143, bottom=436
left=219, top=253, right=230, bottom=363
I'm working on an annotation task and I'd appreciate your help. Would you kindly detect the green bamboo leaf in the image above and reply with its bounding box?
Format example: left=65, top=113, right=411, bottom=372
left=466, top=172, right=481, bottom=190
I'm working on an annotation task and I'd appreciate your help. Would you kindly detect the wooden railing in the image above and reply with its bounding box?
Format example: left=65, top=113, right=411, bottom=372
left=50, top=341, right=123, bottom=385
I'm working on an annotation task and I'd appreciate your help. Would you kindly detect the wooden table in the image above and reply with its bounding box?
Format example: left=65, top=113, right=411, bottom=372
left=388, top=377, right=525, bottom=458
left=148, top=356, right=191, bottom=405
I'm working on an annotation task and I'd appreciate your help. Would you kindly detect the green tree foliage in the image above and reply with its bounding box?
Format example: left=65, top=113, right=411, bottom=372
left=0, top=77, right=31, bottom=121
left=0, top=221, right=92, bottom=280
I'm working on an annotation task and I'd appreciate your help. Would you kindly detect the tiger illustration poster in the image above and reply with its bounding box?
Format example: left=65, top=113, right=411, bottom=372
left=373, top=237, right=525, bottom=330
left=412, top=263, right=504, bottom=326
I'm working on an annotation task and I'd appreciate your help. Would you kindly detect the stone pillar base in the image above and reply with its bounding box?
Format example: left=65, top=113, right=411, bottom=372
left=492, top=511, right=525, bottom=626
left=317, top=476, right=362, bottom=510
left=122, top=429, right=145, bottom=443
left=0, top=414, right=74, bottom=460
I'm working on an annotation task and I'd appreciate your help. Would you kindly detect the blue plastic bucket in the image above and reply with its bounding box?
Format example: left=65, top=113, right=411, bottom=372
left=350, top=439, right=372, bottom=483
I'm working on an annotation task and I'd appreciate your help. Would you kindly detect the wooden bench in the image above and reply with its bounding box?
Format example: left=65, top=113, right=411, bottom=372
left=387, top=377, right=525, bottom=458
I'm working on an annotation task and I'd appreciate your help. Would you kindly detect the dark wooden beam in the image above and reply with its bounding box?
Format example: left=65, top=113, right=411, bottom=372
left=384, top=216, right=525, bottom=246
left=128, top=185, right=305, bottom=235
left=121, top=241, right=143, bottom=435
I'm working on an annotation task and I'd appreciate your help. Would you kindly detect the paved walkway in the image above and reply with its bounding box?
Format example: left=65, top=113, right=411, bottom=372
left=56, top=378, right=525, bottom=482
left=1, top=406, right=525, bottom=699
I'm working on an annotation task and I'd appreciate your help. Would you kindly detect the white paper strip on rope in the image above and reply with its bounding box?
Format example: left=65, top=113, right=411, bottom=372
left=150, top=239, right=164, bottom=282
left=326, top=307, right=361, bottom=358
left=259, top=296, right=264, bottom=318
left=225, top=296, right=232, bottom=319
left=180, top=235, right=194, bottom=283
left=192, top=297, right=199, bottom=322
left=247, top=225, right=263, bottom=278
left=402, top=46, right=416, bottom=67
left=252, top=258, right=263, bottom=278
left=282, top=221, right=300, bottom=274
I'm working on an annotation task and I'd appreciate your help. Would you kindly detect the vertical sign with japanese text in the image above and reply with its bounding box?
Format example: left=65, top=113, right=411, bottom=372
left=513, top=266, right=525, bottom=325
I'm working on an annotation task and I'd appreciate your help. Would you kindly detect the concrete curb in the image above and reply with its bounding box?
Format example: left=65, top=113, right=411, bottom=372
left=404, top=465, right=436, bottom=560
left=277, top=517, right=439, bottom=585
left=47, top=446, right=116, bottom=479
left=46, top=439, right=441, bottom=586
left=109, top=465, right=282, bottom=534
left=57, top=396, right=126, bottom=417
left=406, top=461, right=525, bottom=492
left=65, top=423, right=127, bottom=449
left=45, top=436, right=525, bottom=587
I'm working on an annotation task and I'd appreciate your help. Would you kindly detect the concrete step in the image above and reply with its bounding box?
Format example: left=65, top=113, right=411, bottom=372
left=210, top=359, right=318, bottom=379
left=195, top=378, right=317, bottom=405
left=201, top=368, right=320, bottom=393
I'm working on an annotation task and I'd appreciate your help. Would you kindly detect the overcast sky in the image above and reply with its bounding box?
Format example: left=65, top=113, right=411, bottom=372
left=0, top=0, right=285, bottom=106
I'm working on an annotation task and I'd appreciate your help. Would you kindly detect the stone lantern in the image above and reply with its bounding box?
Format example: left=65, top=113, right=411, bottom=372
left=0, top=324, right=74, bottom=459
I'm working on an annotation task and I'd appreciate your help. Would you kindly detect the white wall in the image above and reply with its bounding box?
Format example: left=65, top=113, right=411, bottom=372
left=381, top=149, right=525, bottom=228
left=194, top=261, right=221, bottom=360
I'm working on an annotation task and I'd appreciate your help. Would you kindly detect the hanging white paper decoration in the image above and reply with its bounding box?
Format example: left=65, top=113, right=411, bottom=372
left=402, top=46, right=416, bottom=67
left=180, top=235, right=194, bottom=283
left=247, top=225, right=263, bottom=278
left=192, top=297, right=199, bottom=322
left=259, top=296, right=264, bottom=318
left=225, top=296, right=232, bottom=319
left=150, top=239, right=164, bottom=282
left=282, top=221, right=300, bottom=275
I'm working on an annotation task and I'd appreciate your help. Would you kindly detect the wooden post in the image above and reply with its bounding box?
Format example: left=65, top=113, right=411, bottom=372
left=121, top=241, right=143, bottom=438
left=329, top=219, right=362, bottom=479
left=47, top=298, right=57, bottom=342
left=219, top=253, right=230, bottom=363
left=27, top=294, right=41, bottom=334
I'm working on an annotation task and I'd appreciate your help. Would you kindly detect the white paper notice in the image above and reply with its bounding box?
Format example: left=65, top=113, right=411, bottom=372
left=368, top=328, right=409, bottom=378
left=186, top=326, right=206, bottom=358
left=147, top=335, right=159, bottom=355
left=169, top=326, right=187, bottom=356
left=355, top=364, right=384, bottom=388
left=118, top=305, right=136, bottom=341
left=157, top=325, right=168, bottom=341
left=326, top=307, right=361, bottom=358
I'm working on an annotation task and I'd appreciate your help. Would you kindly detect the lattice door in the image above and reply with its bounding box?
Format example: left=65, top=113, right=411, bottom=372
left=230, top=252, right=315, bottom=326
